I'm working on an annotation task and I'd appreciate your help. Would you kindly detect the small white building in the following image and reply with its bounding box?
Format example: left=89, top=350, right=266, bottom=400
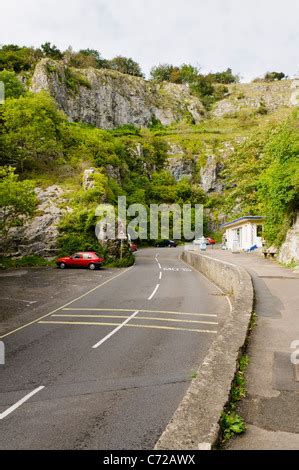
left=222, top=216, right=265, bottom=251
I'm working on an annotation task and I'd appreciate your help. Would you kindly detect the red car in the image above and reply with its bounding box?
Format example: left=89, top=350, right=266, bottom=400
left=206, top=237, right=216, bottom=245
left=130, top=243, right=138, bottom=252
left=56, top=252, right=105, bottom=270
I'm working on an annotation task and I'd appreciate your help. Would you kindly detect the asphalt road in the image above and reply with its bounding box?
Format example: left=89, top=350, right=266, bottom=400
left=0, top=247, right=230, bottom=449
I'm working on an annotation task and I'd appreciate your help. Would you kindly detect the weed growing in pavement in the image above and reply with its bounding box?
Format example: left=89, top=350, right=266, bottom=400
left=220, top=412, right=246, bottom=441
left=218, top=354, right=250, bottom=444
left=231, top=355, right=250, bottom=403
left=248, top=311, right=257, bottom=333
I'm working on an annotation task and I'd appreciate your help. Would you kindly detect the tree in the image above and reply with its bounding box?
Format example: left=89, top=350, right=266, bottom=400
left=222, top=111, right=299, bottom=247
left=207, top=68, right=239, bottom=84
left=190, top=74, right=215, bottom=109
left=150, top=64, right=176, bottom=82
left=0, top=167, right=37, bottom=248
left=2, top=92, right=65, bottom=170
left=258, top=112, right=299, bottom=245
left=0, top=45, right=41, bottom=72
left=108, top=56, right=144, bottom=77
left=79, top=49, right=109, bottom=68
left=0, top=70, right=25, bottom=98
left=264, top=71, right=286, bottom=81
left=179, top=64, right=200, bottom=84
left=41, top=42, right=63, bottom=60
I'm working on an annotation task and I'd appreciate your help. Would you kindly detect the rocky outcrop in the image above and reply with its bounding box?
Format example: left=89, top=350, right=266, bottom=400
left=6, top=186, right=72, bottom=258
left=166, top=157, right=194, bottom=181
left=105, top=165, right=121, bottom=184
left=200, top=155, right=223, bottom=193
left=213, top=80, right=294, bottom=117
left=82, top=168, right=97, bottom=190
left=31, top=59, right=205, bottom=129
left=279, top=211, right=299, bottom=265
left=165, top=144, right=193, bottom=181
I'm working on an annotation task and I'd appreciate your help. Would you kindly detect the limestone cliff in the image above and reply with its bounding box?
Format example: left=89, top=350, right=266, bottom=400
left=31, top=59, right=205, bottom=129
left=212, top=80, right=294, bottom=117
left=4, top=186, right=72, bottom=258
left=279, top=211, right=299, bottom=265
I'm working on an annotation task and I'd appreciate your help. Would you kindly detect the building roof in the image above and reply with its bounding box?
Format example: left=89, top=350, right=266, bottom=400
left=221, top=216, right=265, bottom=228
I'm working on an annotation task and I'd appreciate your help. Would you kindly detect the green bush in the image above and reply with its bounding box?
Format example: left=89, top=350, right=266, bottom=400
left=57, top=232, right=102, bottom=256
left=0, top=255, right=53, bottom=269
left=0, top=70, right=25, bottom=98
left=0, top=167, right=37, bottom=246
left=221, top=110, right=299, bottom=247
left=0, top=44, right=42, bottom=72
left=2, top=92, right=64, bottom=170
left=65, top=68, right=91, bottom=93
left=105, top=253, right=135, bottom=268
left=256, top=99, right=268, bottom=115
left=107, top=56, right=144, bottom=78
left=111, top=124, right=141, bottom=136
left=264, top=71, right=286, bottom=82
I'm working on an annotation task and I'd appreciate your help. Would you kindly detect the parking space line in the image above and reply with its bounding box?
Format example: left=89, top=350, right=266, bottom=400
left=51, top=314, right=218, bottom=325
left=0, top=386, right=45, bottom=420
left=38, top=321, right=217, bottom=334
left=62, top=308, right=218, bottom=318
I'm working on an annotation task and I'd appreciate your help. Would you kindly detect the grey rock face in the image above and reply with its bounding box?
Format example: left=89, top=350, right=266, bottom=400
left=5, top=185, right=72, bottom=258
left=279, top=211, right=299, bottom=264
left=166, top=157, right=194, bottom=181
left=31, top=59, right=205, bottom=129
left=213, top=80, right=293, bottom=117
left=82, top=168, right=97, bottom=190
left=105, top=165, right=121, bottom=184
left=200, top=155, right=223, bottom=193
left=165, top=144, right=194, bottom=182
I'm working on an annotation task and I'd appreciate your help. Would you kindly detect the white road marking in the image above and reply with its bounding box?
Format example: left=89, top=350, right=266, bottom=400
left=148, top=284, right=160, bottom=300
left=2, top=298, right=37, bottom=305
left=0, top=266, right=134, bottom=339
left=163, top=267, right=192, bottom=272
left=158, top=263, right=161, bottom=270
left=92, top=311, right=139, bottom=349
left=0, top=386, right=45, bottom=420
left=159, top=272, right=162, bottom=280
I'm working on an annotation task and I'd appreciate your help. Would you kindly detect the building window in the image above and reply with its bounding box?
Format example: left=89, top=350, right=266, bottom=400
left=257, top=225, right=263, bottom=237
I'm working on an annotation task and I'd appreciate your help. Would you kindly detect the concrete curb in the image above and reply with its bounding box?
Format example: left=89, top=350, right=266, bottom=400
left=155, top=251, right=254, bottom=450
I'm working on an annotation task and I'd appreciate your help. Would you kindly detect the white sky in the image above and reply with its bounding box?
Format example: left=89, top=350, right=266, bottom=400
left=1, top=0, right=299, bottom=81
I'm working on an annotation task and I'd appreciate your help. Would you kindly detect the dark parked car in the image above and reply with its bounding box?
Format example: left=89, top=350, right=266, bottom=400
left=155, top=240, right=177, bottom=248
left=56, top=252, right=105, bottom=270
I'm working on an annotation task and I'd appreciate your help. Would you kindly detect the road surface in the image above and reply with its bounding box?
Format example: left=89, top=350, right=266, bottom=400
left=0, top=248, right=230, bottom=449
